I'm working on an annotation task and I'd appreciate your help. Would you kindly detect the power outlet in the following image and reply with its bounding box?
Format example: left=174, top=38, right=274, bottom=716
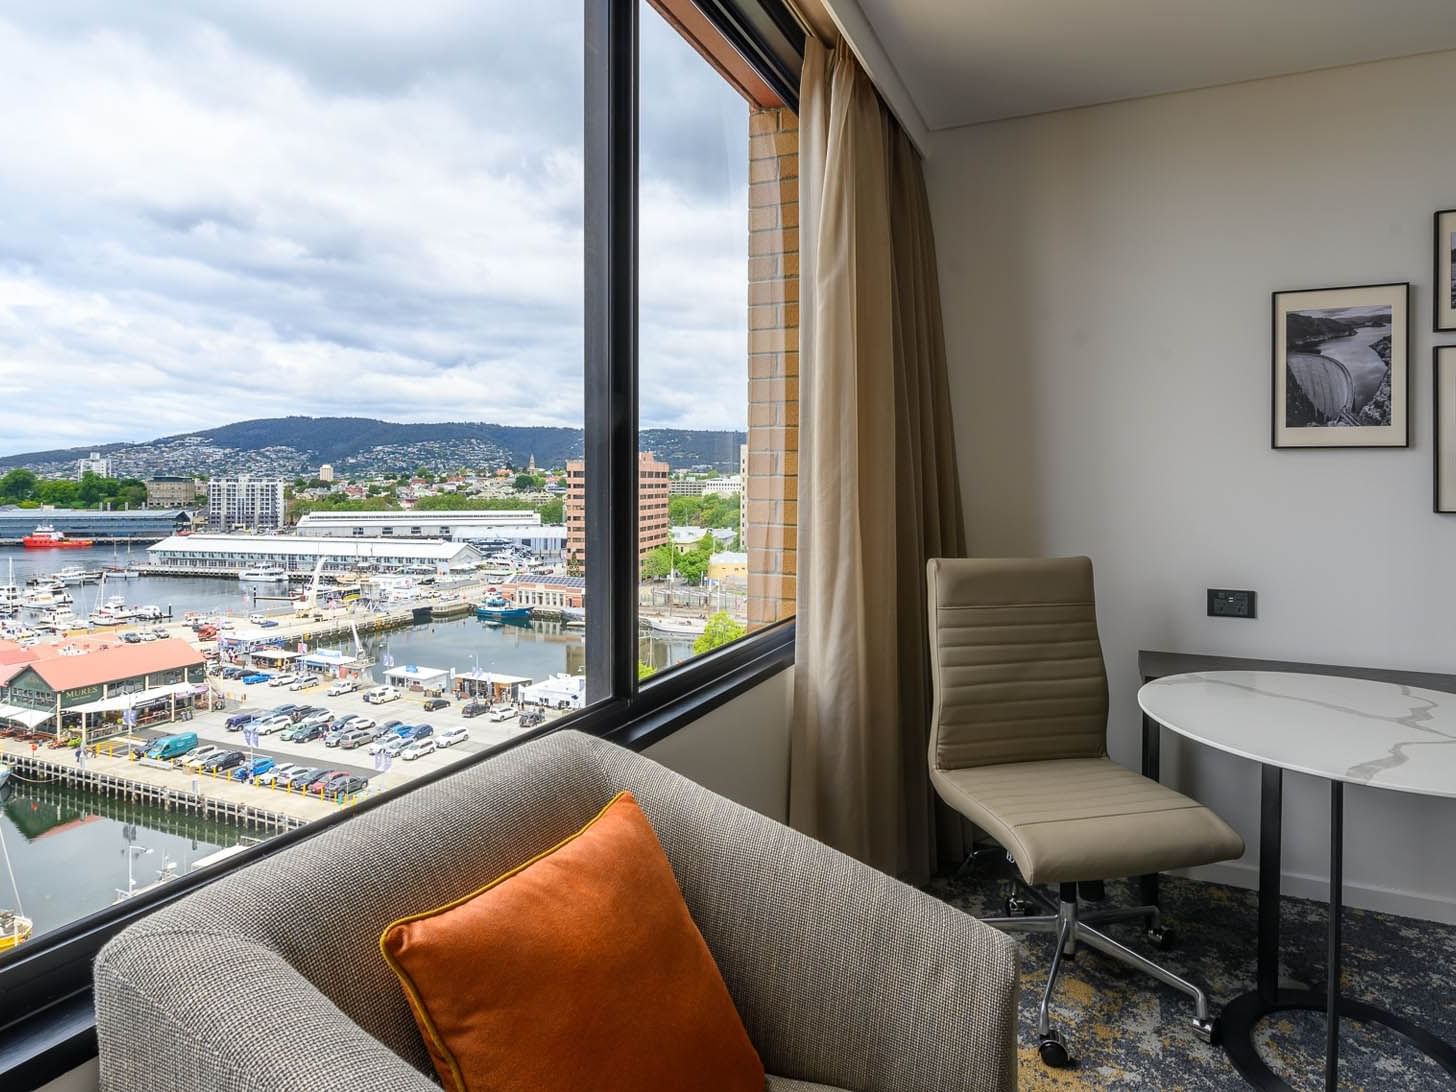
left=1207, top=589, right=1256, bottom=619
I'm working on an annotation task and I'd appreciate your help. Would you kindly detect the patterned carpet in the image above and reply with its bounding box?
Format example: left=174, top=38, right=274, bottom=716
left=926, top=873, right=1456, bottom=1090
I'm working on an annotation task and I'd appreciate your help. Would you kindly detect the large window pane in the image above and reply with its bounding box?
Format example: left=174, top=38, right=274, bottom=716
left=0, top=2, right=583, bottom=952
left=636, top=1, right=797, bottom=680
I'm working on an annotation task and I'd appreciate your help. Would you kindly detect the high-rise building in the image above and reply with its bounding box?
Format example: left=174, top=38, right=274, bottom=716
left=565, top=452, right=670, bottom=567
left=318, top=464, right=335, bottom=482
left=76, top=451, right=112, bottom=479
left=207, top=477, right=286, bottom=532
left=147, top=476, right=197, bottom=507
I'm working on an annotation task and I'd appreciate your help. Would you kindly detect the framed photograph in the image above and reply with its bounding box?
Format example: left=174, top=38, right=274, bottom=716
left=1272, top=282, right=1409, bottom=449
left=1435, top=209, right=1456, bottom=331
left=1435, top=347, right=1456, bottom=512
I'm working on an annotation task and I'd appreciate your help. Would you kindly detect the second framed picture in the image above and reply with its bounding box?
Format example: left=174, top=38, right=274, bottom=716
left=1271, top=282, right=1409, bottom=449
left=1435, top=347, right=1456, bottom=513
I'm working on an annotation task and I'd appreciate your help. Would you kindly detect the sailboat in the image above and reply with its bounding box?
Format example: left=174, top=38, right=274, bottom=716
left=0, top=814, right=32, bottom=952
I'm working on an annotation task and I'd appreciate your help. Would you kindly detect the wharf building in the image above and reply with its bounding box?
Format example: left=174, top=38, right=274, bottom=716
left=0, top=506, right=193, bottom=544
left=144, top=534, right=485, bottom=577
left=294, top=510, right=563, bottom=557
left=207, top=477, right=286, bottom=532
left=0, top=639, right=207, bottom=736
left=564, top=452, right=669, bottom=566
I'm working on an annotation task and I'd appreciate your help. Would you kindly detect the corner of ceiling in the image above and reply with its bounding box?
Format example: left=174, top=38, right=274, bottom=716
left=818, top=0, right=935, bottom=156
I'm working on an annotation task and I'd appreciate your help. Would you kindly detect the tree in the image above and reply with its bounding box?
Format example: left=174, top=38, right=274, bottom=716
left=114, top=478, right=148, bottom=508
left=537, top=498, right=564, bottom=524
left=693, top=611, right=745, bottom=656
left=637, top=661, right=657, bottom=681
left=513, top=473, right=539, bottom=491
left=639, top=545, right=673, bottom=581
left=0, top=468, right=36, bottom=502
left=34, top=478, right=79, bottom=507
left=674, top=536, right=713, bottom=584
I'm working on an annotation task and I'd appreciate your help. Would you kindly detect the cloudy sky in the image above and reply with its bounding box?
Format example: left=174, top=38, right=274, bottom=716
left=0, top=1, right=750, bottom=456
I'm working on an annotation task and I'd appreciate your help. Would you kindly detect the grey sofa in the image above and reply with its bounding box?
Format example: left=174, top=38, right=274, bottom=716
left=95, top=730, right=1019, bottom=1091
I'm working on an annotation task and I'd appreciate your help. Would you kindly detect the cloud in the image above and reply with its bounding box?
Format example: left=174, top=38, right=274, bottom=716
left=0, top=1, right=750, bottom=456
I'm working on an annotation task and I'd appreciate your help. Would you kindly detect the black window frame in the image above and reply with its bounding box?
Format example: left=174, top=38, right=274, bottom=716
left=0, top=0, right=801, bottom=1083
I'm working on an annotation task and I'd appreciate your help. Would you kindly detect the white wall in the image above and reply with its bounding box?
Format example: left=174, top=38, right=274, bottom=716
left=644, top=666, right=793, bottom=822
left=927, top=49, right=1456, bottom=922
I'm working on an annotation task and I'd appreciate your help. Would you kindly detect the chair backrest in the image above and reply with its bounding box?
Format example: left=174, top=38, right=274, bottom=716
left=926, top=556, right=1109, bottom=771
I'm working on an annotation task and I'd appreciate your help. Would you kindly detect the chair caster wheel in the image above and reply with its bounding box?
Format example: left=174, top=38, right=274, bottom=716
left=1003, top=896, right=1032, bottom=917
left=1146, top=924, right=1177, bottom=950
left=1192, top=1016, right=1220, bottom=1046
left=1038, top=1030, right=1071, bottom=1068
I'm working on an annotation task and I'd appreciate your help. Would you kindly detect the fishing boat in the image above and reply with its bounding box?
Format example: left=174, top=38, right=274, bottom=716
left=21, top=584, right=72, bottom=609
left=22, top=524, right=94, bottom=549
left=239, top=565, right=288, bottom=582
left=475, top=595, right=532, bottom=623
left=0, top=910, right=31, bottom=952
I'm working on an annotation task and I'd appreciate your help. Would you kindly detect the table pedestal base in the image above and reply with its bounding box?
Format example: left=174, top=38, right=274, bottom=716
left=1222, top=988, right=1456, bottom=1090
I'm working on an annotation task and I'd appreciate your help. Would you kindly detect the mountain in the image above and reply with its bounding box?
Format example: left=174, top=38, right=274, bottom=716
left=0, top=417, right=747, bottom=478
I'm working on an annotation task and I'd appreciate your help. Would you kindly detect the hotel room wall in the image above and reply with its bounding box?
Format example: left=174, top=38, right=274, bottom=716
left=927, top=48, right=1456, bottom=922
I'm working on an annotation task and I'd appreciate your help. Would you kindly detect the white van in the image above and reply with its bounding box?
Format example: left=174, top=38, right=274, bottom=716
left=363, top=685, right=401, bottom=705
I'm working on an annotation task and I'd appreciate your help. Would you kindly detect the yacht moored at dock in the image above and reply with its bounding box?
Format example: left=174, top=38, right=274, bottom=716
left=239, top=565, right=289, bottom=582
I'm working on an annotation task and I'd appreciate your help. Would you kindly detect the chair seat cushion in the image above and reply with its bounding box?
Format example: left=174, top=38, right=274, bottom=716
left=932, top=756, right=1244, bottom=885
left=766, top=1078, right=853, bottom=1091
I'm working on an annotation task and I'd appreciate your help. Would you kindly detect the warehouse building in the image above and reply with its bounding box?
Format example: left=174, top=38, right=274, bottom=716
left=295, top=510, right=563, bottom=557
left=144, top=534, right=484, bottom=576
left=0, top=507, right=193, bottom=543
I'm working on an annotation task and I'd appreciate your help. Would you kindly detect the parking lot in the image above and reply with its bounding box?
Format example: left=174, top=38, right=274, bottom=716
left=184, top=676, right=553, bottom=797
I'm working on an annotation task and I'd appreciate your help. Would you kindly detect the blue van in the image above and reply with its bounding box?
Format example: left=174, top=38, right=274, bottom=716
left=145, top=732, right=199, bottom=761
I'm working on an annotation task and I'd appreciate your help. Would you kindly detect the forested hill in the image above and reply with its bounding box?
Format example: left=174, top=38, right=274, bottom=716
left=0, top=417, right=747, bottom=477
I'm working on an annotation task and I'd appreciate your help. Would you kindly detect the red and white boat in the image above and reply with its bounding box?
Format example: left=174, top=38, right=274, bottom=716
left=21, top=524, right=94, bottom=549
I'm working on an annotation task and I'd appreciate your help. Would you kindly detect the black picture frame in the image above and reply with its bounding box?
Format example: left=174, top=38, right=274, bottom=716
left=1435, top=347, right=1456, bottom=513
left=1271, top=282, right=1410, bottom=449
left=1435, top=210, right=1456, bottom=332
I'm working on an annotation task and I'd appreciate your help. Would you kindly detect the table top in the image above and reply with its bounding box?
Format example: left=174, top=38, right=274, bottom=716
left=1137, top=670, right=1456, bottom=799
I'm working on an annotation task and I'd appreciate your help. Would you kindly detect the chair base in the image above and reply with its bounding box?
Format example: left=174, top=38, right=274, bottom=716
left=979, top=878, right=1218, bottom=1067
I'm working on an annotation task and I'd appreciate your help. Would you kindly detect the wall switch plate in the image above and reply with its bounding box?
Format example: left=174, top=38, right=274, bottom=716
left=1208, top=589, right=1256, bottom=619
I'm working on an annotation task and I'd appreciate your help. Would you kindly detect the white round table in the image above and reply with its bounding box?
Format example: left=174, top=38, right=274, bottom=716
left=1138, top=670, right=1456, bottom=1091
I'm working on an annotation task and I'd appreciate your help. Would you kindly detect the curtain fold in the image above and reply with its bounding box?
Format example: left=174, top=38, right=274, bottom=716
left=790, top=37, right=967, bottom=883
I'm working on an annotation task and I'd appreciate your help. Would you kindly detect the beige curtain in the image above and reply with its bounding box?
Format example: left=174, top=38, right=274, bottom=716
left=790, top=37, right=967, bottom=883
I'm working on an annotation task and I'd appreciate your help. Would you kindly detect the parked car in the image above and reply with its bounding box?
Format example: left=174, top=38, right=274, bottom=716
left=518, top=710, right=545, bottom=729
left=309, top=770, right=351, bottom=795
left=461, top=701, right=488, bottom=718
left=241, top=673, right=270, bottom=685
left=293, top=712, right=332, bottom=733
left=224, top=712, right=259, bottom=730
left=248, top=613, right=267, bottom=625
left=254, top=762, right=298, bottom=787
left=201, top=750, right=245, bottom=773
left=373, top=735, right=410, bottom=758
left=292, top=723, right=327, bottom=744
left=255, top=714, right=294, bottom=735
left=289, top=676, right=319, bottom=691
left=285, top=767, right=328, bottom=790
left=287, top=705, right=323, bottom=722
left=181, top=745, right=222, bottom=769
left=258, top=619, right=280, bottom=629
left=120, top=632, right=142, bottom=644
left=363, top=686, right=401, bottom=705
left=326, top=680, right=359, bottom=697
left=320, top=771, right=368, bottom=796
left=423, top=697, right=450, bottom=712
left=401, top=738, right=437, bottom=761
left=437, top=725, right=469, bottom=748
left=488, top=705, right=518, bottom=722
left=231, top=756, right=275, bottom=782
left=268, top=674, right=298, bottom=688
left=345, top=716, right=375, bottom=733
left=146, top=733, right=200, bottom=761
left=339, top=727, right=374, bottom=750
left=406, top=723, right=433, bottom=741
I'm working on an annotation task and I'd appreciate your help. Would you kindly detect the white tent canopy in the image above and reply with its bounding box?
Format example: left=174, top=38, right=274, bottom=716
left=0, top=704, right=54, bottom=728
left=68, top=682, right=198, bottom=715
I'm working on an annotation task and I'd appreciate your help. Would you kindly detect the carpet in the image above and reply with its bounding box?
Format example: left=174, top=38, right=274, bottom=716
left=926, top=873, right=1456, bottom=1090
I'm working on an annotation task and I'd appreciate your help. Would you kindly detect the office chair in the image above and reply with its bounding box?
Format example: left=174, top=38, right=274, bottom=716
left=926, top=556, right=1244, bottom=1067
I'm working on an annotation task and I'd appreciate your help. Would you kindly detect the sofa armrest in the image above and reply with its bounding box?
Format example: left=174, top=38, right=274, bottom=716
left=95, top=929, right=438, bottom=1092
left=593, top=739, right=1020, bottom=1092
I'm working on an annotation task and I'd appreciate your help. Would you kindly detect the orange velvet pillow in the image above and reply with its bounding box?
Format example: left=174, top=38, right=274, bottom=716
left=379, top=790, right=764, bottom=1092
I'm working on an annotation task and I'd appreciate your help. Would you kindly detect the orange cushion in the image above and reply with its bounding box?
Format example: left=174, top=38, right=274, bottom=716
left=380, top=790, right=765, bottom=1092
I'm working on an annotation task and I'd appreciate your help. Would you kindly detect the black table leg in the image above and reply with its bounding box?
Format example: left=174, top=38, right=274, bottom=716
left=1138, top=709, right=1162, bottom=910
left=1326, top=781, right=1343, bottom=1091
left=1222, top=771, right=1456, bottom=1090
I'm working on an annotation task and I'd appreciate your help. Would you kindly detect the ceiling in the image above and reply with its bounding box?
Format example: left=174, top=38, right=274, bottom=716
left=849, top=0, right=1456, bottom=130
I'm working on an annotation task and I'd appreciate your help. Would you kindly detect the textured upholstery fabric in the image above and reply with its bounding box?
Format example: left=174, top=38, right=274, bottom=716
left=96, top=730, right=1019, bottom=1092
left=926, top=557, right=1244, bottom=886
left=380, top=791, right=764, bottom=1092
left=766, top=1079, right=853, bottom=1092
left=932, top=757, right=1245, bottom=885
left=927, top=556, right=1109, bottom=770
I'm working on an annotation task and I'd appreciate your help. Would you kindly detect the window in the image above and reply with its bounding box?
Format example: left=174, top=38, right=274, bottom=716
left=636, top=0, right=798, bottom=681
left=0, top=0, right=798, bottom=1046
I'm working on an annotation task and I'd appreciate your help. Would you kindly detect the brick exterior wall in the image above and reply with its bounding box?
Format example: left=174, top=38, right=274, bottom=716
left=745, top=106, right=799, bottom=629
